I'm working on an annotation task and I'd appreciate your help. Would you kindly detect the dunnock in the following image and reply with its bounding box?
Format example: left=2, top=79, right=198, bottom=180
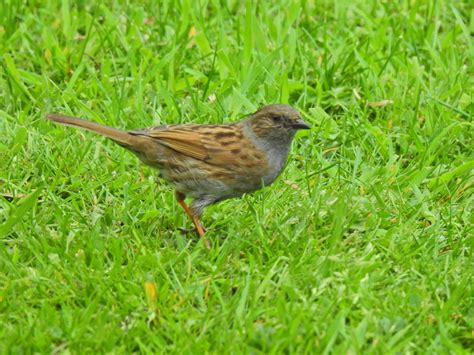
left=47, top=104, right=310, bottom=246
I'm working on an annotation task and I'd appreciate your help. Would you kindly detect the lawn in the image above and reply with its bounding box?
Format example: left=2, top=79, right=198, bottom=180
left=0, top=0, right=473, bottom=352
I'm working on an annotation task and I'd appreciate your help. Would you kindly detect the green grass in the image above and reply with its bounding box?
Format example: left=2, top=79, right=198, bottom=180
left=1, top=0, right=473, bottom=352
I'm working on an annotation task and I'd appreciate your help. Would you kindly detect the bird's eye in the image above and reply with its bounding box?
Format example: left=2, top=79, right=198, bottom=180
left=271, top=115, right=283, bottom=123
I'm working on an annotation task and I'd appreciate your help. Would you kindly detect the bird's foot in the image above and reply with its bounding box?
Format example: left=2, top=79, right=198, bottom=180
left=177, top=227, right=210, bottom=249
left=177, top=227, right=207, bottom=235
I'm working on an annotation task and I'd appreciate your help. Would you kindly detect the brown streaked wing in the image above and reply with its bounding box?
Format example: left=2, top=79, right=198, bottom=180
left=134, top=125, right=238, bottom=165
left=144, top=128, right=209, bottom=161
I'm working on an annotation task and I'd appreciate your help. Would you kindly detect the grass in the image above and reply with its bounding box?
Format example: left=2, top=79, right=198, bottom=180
left=0, top=0, right=473, bottom=352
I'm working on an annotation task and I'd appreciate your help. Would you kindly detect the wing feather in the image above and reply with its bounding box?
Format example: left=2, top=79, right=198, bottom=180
left=145, top=129, right=209, bottom=161
left=131, top=125, right=241, bottom=165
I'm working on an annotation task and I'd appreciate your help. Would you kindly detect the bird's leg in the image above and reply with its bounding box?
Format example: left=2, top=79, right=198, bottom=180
left=175, top=191, right=209, bottom=248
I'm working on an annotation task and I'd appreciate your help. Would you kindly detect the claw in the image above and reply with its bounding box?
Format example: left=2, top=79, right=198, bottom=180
left=175, top=192, right=210, bottom=249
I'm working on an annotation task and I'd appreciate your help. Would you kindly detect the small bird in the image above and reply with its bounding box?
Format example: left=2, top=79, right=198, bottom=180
left=46, top=104, right=310, bottom=246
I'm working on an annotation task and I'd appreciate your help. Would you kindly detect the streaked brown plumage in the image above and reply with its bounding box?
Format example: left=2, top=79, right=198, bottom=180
left=46, top=104, right=310, bottom=247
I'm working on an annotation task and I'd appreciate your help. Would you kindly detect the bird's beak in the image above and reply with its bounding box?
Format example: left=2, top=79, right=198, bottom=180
left=292, top=118, right=311, bottom=130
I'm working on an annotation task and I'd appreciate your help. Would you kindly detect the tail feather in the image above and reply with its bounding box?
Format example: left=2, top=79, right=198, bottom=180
left=46, top=113, right=135, bottom=146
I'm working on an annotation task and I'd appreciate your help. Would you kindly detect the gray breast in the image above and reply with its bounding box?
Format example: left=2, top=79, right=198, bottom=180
left=241, top=124, right=293, bottom=186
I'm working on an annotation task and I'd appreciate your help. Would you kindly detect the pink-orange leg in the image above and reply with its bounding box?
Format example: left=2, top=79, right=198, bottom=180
left=175, top=192, right=210, bottom=248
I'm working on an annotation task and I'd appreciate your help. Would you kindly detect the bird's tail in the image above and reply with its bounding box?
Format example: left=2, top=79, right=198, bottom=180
left=46, top=113, right=138, bottom=147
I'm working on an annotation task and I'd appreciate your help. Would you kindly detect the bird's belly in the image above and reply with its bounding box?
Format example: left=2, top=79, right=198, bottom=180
left=158, top=150, right=286, bottom=200
left=159, top=163, right=239, bottom=199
